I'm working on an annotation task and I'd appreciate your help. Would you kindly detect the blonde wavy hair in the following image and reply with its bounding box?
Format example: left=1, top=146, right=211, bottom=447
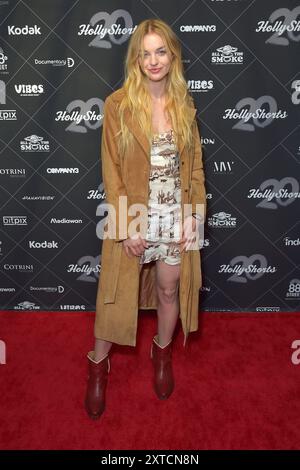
left=116, top=18, right=195, bottom=156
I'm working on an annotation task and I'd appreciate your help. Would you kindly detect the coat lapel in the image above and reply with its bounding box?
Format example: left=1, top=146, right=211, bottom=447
left=124, top=106, right=197, bottom=163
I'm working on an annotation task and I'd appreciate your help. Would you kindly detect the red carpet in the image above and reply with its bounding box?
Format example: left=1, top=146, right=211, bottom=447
left=0, top=310, right=300, bottom=450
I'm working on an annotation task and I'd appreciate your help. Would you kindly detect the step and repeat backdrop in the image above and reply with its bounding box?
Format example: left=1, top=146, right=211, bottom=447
left=0, top=0, right=299, bottom=313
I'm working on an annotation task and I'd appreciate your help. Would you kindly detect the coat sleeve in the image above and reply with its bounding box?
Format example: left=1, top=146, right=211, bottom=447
left=190, top=118, right=207, bottom=223
left=101, top=95, right=134, bottom=241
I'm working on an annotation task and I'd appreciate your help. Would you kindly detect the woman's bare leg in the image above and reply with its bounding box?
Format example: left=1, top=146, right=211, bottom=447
left=155, top=260, right=180, bottom=346
left=93, top=338, right=112, bottom=362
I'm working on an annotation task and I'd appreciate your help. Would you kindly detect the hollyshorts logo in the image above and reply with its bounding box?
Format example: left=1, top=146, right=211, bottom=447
left=20, top=135, right=50, bottom=152
left=0, top=47, right=8, bottom=73
left=188, top=79, right=214, bottom=93
left=219, top=254, right=277, bottom=283
left=285, top=278, right=300, bottom=301
left=255, top=6, right=300, bottom=46
left=78, top=10, right=136, bottom=48
left=55, top=98, right=104, bottom=133
left=34, top=57, right=74, bottom=68
left=67, top=256, right=101, bottom=282
left=88, top=182, right=106, bottom=200
left=96, top=196, right=205, bottom=249
left=211, top=45, right=243, bottom=64
left=208, top=212, right=237, bottom=228
left=247, top=177, right=300, bottom=209
left=223, top=96, right=288, bottom=130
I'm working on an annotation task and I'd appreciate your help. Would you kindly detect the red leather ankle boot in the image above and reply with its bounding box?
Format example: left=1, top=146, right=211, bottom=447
left=84, top=351, right=110, bottom=420
left=150, top=335, right=174, bottom=400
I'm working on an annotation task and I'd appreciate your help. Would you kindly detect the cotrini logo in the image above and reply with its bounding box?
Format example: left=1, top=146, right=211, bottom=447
left=188, top=79, right=214, bottom=92
left=8, top=25, right=41, bottom=35
left=20, top=135, right=50, bottom=152
left=208, top=212, right=237, bottom=228
left=14, top=84, right=44, bottom=96
left=0, top=168, right=25, bottom=177
left=3, top=216, right=27, bottom=225
left=3, top=264, right=34, bottom=272
left=211, top=45, right=244, bottom=64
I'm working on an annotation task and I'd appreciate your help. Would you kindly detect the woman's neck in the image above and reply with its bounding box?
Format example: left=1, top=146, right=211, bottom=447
left=146, top=77, right=167, bottom=101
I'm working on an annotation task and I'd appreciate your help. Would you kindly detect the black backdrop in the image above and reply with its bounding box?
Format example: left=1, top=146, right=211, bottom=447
left=0, top=0, right=299, bottom=313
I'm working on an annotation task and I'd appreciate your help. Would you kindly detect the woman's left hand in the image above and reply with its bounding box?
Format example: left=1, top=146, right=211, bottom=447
left=178, top=215, right=199, bottom=252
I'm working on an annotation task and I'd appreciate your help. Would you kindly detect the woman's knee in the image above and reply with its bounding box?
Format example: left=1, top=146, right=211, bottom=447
left=157, top=285, right=178, bottom=304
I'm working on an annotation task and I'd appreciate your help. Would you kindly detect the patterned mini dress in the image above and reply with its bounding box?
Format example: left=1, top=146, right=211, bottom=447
left=139, top=128, right=182, bottom=266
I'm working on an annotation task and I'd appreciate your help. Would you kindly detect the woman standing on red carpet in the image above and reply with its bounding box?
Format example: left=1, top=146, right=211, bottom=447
left=85, top=18, right=207, bottom=420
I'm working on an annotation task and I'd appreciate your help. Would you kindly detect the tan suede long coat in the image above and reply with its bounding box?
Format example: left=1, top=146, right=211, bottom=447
left=94, top=87, right=207, bottom=347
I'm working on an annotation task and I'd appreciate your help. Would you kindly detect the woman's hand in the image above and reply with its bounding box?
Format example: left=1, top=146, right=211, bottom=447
left=178, top=215, right=199, bottom=252
left=122, top=234, right=149, bottom=258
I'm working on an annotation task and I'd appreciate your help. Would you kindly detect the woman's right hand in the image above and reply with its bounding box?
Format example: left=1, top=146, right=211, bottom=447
left=122, top=235, right=149, bottom=258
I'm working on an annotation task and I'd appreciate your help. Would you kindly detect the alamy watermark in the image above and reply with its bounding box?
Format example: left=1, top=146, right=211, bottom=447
left=97, top=197, right=205, bottom=248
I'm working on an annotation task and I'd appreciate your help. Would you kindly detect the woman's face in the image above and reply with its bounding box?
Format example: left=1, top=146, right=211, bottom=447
left=138, top=32, right=173, bottom=82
